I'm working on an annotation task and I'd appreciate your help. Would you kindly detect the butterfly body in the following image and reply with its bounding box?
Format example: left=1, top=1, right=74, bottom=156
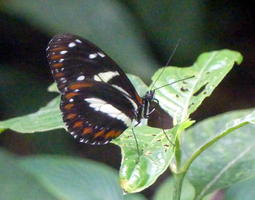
left=47, top=34, right=172, bottom=145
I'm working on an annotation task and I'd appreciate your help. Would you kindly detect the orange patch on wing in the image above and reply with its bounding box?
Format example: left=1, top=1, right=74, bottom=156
left=50, top=47, right=67, bottom=52
left=55, top=73, right=65, bottom=78
left=69, top=82, right=93, bottom=90
left=66, top=113, right=77, bottom=119
left=135, top=94, right=143, bottom=104
left=82, top=127, right=93, bottom=135
left=64, top=104, right=74, bottom=110
left=65, top=93, right=79, bottom=99
left=73, top=121, right=83, bottom=128
left=52, top=63, right=63, bottom=68
left=105, top=130, right=122, bottom=139
left=51, top=55, right=63, bottom=60
left=94, top=130, right=105, bottom=138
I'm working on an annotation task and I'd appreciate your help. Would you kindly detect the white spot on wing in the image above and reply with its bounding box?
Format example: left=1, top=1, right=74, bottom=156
left=85, top=98, right=131, bottom=126
left=77, top=75, right=85, bottom=81
left=75, top=39, right=82, bottom=43
left=98, top=52, right=105, bottom=57
left=60, top=77, right=67, bottom=83
left=103, top=141, right=109, bottom=144
left=89, top=53, right=97, bottom=59
left=68, top=42, right=76, bottom=48
left=94, top=71, right=119, bottom=82
left=59, top=58, right=64, bottom=62
left=60, top=50, right=68, bottom=54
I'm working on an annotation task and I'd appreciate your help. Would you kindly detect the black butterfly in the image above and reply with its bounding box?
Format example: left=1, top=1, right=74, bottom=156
left=46, top=34, right=172, bottom=145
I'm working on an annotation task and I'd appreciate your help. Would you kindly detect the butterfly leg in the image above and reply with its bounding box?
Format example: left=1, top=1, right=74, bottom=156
left=131, top=127, right=141, bottom=160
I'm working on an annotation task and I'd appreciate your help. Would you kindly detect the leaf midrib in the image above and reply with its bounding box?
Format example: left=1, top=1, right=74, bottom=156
left=196, top=144, right=255, bottom=199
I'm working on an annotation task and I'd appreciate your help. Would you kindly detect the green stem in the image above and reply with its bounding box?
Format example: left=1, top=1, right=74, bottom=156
left=173, top=172, right=185, bottom=200
left=181, top=122, right=248, bottom=173
left=172, top=130, right=183, bottom=200
left=172, top=121, right=248, bottom=200
left=175, top=135, right=181, bottom=170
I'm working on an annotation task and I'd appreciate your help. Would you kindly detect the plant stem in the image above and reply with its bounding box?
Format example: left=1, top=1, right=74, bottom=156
left=171, top=120, right=248, bottom=200
left=173, top=172, right=185, bottom=200
left=172, top=130, right=183, bottom=200
left=181, top=122, right=248, bottom=173
left=175, top=135, right=181, bottom=170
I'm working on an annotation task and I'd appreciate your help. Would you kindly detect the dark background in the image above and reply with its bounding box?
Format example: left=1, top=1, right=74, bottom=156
left=0, top=0, right=254, bottom=198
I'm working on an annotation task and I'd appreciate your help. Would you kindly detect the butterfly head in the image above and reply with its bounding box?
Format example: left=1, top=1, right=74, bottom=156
left=140, top=90, right=159, bottom=118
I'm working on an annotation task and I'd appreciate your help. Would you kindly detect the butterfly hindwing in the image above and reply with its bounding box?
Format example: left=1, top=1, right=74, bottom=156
left=46, top=33, right=142, bottom=105
left=61, top=80, right=138, bottom=145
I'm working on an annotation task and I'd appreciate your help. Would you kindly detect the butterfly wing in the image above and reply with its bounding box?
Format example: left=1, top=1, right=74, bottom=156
left=147, top=101, right=173, bottom=129
left=46, top=33, right=142, bottom=105
left=61, top=80, right=138, bottom=145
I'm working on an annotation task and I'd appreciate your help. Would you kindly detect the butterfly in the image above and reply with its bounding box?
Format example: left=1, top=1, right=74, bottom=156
left=46, top=34, right=172, bottom=145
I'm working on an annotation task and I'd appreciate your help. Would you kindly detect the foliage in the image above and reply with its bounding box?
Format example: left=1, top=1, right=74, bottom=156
left=0, top=1, right=252, bottom=200
left=0, top=49, right=251, bottom=200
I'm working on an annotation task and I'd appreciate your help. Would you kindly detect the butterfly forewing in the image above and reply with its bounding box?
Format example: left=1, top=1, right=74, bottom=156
left=46, top=33, right=142, bottom=105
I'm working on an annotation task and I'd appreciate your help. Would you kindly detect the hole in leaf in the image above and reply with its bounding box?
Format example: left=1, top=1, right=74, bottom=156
left=193, top=83, right=208, bottom=96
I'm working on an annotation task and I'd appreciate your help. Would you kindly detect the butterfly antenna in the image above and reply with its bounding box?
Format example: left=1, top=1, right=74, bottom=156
left=150, top=39, right=182, bottom=90
left=154, top=75, right=195, bottom=91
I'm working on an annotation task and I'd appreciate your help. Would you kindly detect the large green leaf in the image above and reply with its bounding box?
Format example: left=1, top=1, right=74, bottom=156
left=124, top=193, right=148, bottom=200
left=19, top=156, right=123, bottom=200
left=2, top=0, right=156, bottom=78
left=151, top=50, right=242, bottom=123
left=0, top=150, right=123, bottom=200
left=0, top=150, right=56, bottom=200
left=114, top=121, right=193, bottom=193
left=182, top=109, right=255, bottom=199
left=153, top=177, right=195, bottom=200
left=225, top=178, right=255, bottom=200
left=0, top=97, right=63, bottom=133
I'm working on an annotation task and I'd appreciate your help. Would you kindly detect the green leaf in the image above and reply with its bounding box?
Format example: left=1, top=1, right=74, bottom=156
left=19, top=156, right=123, bottom=200
left=0, top=97, right=64, bottom=133
left=0, top=149, right=123, bottom=200
left=153, top=177, right=195, bottom=200
left=2, top=0, right=157, bottom=78
left=127, top=74, right=149, bottom=97
left=182, top=109, right=255, bottom=199
left=124, top=193, right=148, bottom=200
left=151, top=50, right=242, bottom=123
left=113, top=120, right=193, bottom=193
left=0, top=150, right=57, bottom=200
left=47, top=83, right=58, bottom=93
left=225, top=178, right=255, bottom=200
